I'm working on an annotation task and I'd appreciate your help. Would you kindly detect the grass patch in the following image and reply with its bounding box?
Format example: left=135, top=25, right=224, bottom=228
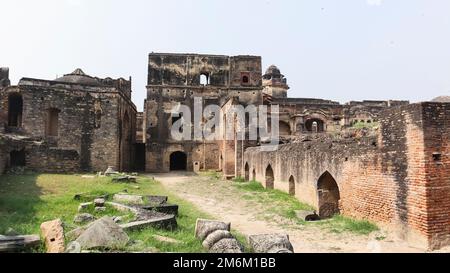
left=232, top=181, right=379, bottom=235
left=0, top=174, right=215, bottom=252
left=198, top=171, right=221, bottom=180
left=233, top=181, right=314, bottom=220
left=232, top=177, right=246, bottom=183
left=311, top=215, right=379, bottom=235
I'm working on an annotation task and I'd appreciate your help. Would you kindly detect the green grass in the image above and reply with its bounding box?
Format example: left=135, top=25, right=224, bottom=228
left=313, top=215, right=379, bottom=235
left=0, top=174, right=214, bottom=253
left=198, top=170, right=221, bottom=180
left=233, top=181, right=314, bottom=220
left=352, top=121, right=379, bottom=129
left=232, top=180, right=378, bottom=235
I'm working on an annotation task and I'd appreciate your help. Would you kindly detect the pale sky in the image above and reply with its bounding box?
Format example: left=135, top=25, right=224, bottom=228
left=2, top=0, right=450, bottom=110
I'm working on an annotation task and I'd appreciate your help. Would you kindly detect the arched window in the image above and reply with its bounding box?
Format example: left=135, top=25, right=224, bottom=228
left=265, top=165, right=274, bottom=189
left=244, top=163, right=250, bottom=181
left=289, top=175, right=295, bottom=196
left=317, top=171, right=340, bottom=218
left=305, top=119, right=325, bottom=133
left=200, top=73, right=209, bottom=85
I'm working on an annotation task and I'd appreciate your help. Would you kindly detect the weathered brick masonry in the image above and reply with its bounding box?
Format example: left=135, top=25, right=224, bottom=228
left=0, top=69, right=137, bottom=173
left=244, top=102, right=450, bottom=249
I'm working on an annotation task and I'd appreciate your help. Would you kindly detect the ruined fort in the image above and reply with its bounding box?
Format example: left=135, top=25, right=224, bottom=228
left=0, top=53, right=449, bottom=250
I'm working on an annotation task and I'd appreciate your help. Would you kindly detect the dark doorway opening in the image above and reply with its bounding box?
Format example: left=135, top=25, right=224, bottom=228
left=170, top=151, right=187, bottom=171
left=305, top=119, right=325, bottom=133
left=252, top=169, right=256, bottom=181
left=265, top=165, right=274, bottom=189
left=244, top=163, right=250, bottom=181
left=134, top=143, right=146, bottom=172
left=289, top=175, right=295, bottom=196
left=8, top=93, right=23, bottom=127
left=317, top=171, right=341, bottom=218
left=10, top=149, right=26, bottom=167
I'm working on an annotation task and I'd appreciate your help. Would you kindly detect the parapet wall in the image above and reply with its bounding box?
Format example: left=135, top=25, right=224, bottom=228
left=244, top=102, right=450, bottom=249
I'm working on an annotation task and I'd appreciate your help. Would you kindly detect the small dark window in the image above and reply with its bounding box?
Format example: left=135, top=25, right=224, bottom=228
left=242, top=76, right=249, bottom=84
left=433, top=153, right=442, bottom=162
left=45, top=108, right=60, bottom=137
left=10, top=149, right=26, bottom=167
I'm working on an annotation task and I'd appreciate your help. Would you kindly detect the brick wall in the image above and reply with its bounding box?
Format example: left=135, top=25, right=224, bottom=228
left=243, top=102, right=450, bottom=249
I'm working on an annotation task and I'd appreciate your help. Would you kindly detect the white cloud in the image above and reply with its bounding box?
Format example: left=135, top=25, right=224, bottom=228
left=367, top=0, right=383, bottom=6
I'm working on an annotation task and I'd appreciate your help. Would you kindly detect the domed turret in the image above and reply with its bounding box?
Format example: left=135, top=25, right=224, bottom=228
left=55, top=69, right=100, bottom=86
left=262, top=65, right=289, bottom=98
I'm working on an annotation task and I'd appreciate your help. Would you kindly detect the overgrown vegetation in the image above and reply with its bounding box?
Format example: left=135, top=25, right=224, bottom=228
left=351, top=121, right=379, bottom=129
left=0, top=174, right=212, bottom=252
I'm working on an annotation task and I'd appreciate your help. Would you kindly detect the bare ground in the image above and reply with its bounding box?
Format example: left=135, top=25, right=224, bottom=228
left=150, top=172, right=434, bottom=253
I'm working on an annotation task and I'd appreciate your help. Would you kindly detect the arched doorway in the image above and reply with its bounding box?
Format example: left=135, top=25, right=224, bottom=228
left=289, top=175, right=295, bottom=196
left=252, top=169, right=256, bottom=181
left=8, top=93, right=23, bottom=127
left=305, top=119, right=325, bottom=133
left=265, top=165, right=274, bottom=189
left=279, top=121, right=291, bottom=136
left=170, top=151, right=187, bottom=171
left=317, top=171, right=340, bottom=218
left=244, top=163, right=250, bottom=181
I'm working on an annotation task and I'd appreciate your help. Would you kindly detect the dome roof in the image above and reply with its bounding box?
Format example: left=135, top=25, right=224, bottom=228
left=55, top=68, right=100, bottom=86
left=265, top=65, right=281, bottom=76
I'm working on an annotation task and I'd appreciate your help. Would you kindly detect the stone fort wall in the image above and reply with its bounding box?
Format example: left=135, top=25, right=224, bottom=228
left=244, top=102, right=450, bottom=249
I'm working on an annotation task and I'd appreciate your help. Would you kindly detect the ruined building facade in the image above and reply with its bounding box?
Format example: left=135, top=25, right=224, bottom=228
left=0, top=52, right=449, bottom=250
left=0, top=69, right=136, bottom=173
left=143, top=53, right=263, bottom=173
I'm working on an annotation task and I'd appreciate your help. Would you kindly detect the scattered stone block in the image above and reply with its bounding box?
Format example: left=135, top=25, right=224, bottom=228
left=95, top=207, right=106, bottom=212
left=146, top=195, right=168, bottom=205
left=76, top=217, right=129, bottom=250
left=0, top=235, right=41, bottom=252
left=65, top=241, right=81, bottom=253
left=248, top=234, right=294, bottom=253
left=40, top=219, right=65, bottom=253
left=66, top=227, right=86, bottom=241
left=112, top=216, right=123, bottom=223
left=120, top=214, right=177, bottom=231
left=295, top=210, right=321, bottom=221
left=74, top=213, right=96, bottom=224
left=105, top=166, right=119, bottom=176
left=112, top=176, right=137, bottom=183
left=195, top=219, right=231, bottom=241
left=113, top=193, right=144, bottom=205
left=78, top=202, right=93, bottom=212
left=153, top=235, right=181, bottom=244
left=94, top=198, right=105, bottom=207
left=142, top=204, right=179, bottom=216
left=202, top=230, right=234, bottom=250
left=210, top=238, right=244, bottom=253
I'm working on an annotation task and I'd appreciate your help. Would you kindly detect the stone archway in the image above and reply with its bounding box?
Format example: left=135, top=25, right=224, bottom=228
left=244, top=162, right=250, bottom=181
left=317, top=171, right=340, bottom=218
left=252, top=168, right=256, bottom=181
left=289, top=175, right=295, bottom=196
left=265, top=165, right=274, bottom=190
left=170, top=151, right=187, bottom=171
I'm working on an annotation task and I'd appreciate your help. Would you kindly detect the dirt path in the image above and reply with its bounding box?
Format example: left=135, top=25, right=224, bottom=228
left=150, top=172, right=428, bottom=253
